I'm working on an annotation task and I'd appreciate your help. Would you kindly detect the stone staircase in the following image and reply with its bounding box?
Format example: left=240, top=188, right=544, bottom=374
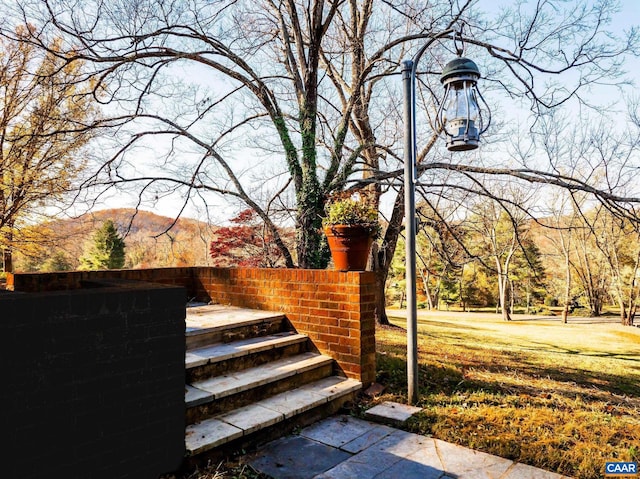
left=184, top=305, right=362, bottom=464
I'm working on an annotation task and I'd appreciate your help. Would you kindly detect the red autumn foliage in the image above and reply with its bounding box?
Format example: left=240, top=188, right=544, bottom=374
left=209, top=209, right=288, bottom=267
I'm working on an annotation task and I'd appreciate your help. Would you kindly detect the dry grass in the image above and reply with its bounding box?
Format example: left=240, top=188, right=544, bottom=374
left=372, top=310, right=640, bottom=479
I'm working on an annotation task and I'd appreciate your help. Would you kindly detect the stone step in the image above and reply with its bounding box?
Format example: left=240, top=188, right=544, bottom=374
left=186, top=352, right=335, bottom=423
left=185, top=376, right=362, bottom=457
left=186, top=305, right=289, bottom=350
left=186, top=332, right=309, bottom=382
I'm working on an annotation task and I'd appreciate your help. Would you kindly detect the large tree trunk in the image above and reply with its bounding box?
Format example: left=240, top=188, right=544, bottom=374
left=372, top=188, right=405, bottom=326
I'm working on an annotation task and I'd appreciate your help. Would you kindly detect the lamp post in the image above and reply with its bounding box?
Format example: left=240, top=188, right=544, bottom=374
left=402, top=34, right=490, bottom=405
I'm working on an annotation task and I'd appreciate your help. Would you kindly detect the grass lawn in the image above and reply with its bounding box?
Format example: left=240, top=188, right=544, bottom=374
left=372, top=310, right=640, bottom=479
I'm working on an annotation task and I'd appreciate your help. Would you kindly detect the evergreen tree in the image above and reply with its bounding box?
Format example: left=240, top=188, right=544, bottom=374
left=80, top=220, right=125, bottom=270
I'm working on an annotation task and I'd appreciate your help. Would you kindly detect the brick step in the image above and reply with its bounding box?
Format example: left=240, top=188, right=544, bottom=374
left=185, top=375, right=362, bottom=457
left=185, top=352, right=334, bottom=424
left=186, top=305, right=290, bottom=350
left=186, top=332, right=309, bottom=382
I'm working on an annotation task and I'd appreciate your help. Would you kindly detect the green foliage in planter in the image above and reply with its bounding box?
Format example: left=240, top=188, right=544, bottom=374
left=323, top=197, right=381, bottom=238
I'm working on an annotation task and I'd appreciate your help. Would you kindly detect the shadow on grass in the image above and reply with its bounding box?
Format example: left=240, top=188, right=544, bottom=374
left=376, top=344, right=640, bottom=401
left=387, top=316, right=486, bottom=332
left=502, top=351, right=640, bottom=398
left=393, top=318, right=640, bottom=364
left=523, top=339, right=640, bottom=363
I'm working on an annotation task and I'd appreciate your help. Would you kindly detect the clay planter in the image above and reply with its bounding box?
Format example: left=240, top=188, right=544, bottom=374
left=324, top=225, right=374, bottom=271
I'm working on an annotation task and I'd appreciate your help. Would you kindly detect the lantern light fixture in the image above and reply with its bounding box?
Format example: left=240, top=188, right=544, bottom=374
left=435, top=56, right=491, bottom=151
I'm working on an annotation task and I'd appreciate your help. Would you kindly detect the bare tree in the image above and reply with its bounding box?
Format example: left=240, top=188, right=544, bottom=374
left=414, top=201, right=472, bottom=311
left=543, top=190, right=581, bottom=323
left=531, top=110, right=597, bottom=323
left=593, top=208, right=640, bottom=326
left=534, top=107, right=640, bottom=324
left=465, top=189, right=536, bottom=321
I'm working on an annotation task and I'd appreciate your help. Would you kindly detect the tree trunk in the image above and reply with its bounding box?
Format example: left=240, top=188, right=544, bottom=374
left=419, top=268, right=435, bottom=310
left=562, top=255, right=571, bottom=324
left=372, top=188, right=405, bottom=326
left=373, top=268, right=390, bottom=326
left=2, top=248, right=12, bottom=273
left=590, top=294, right=603, bottom=317
left=625, top=252, right=640, bottom=327
left=628, top=303, right=637, bottom=327
left=616, top=279, right=634, bottom=326
left=509, top=279, right=515, bottom=315
left=619, top=298, right=631, bottom=326
left=425, top=281, right=435, bottom=310
left=295, top=92, right=330, bottom=268
left=496, top=259, right=508, bottom=320
left=498, top=274, right=512, bottom=321
left=458, top=264, right=465, bottom=312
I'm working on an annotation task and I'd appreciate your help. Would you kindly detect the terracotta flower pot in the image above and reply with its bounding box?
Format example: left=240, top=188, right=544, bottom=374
left=324, top=225, right=374, bottom=271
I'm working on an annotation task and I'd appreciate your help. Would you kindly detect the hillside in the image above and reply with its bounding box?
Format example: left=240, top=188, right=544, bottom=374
left=13, top=208, right=220, bottom=272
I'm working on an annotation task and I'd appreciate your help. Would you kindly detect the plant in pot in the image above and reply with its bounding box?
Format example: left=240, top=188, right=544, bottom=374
left=323, top=193, right=381, bottom=271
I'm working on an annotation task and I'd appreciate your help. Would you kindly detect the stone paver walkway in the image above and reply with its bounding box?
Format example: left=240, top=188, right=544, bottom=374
left=248, top=415, right=572, bottom=479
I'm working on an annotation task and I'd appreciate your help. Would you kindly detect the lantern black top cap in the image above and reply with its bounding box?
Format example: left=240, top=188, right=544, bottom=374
left=440, top=57, right=480, bottom=83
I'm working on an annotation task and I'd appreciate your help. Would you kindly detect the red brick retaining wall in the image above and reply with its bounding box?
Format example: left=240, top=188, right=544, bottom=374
left=8, top=267, right=376, bottom=386
left=193, top=268, right=376, bottom=385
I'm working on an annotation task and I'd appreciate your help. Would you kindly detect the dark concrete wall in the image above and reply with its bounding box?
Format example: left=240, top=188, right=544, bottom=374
left=7, top=267, right=196, bottom=297
left=1, top=279, right=186, bottom=479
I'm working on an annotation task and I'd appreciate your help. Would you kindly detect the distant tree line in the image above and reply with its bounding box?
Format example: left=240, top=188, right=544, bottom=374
left=385, top=198, right=640, bottom=326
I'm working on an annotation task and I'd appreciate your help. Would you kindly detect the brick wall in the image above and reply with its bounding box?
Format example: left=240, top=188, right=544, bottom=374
left=2, top=279, right=185, bottom=479
left=193, top=268, right=376, bottom=386
left=9, top=267, right=377, bottom=387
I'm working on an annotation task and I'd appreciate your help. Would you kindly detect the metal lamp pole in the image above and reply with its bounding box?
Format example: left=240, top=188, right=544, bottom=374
left=402, top=32, right=490, bottom=405
left=401, top=58, right=419, bottom=405
left=402, top=32, right=450, bottom=406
